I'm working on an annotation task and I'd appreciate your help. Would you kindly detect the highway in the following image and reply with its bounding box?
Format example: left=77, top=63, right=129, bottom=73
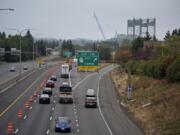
left=0, top=61, right=35, bottom=83
left=0, top=55, right=58, bottom=86
left=0, top=64, right=143, bottom=135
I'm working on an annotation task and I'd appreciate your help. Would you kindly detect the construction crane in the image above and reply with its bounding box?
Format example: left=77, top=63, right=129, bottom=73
left=93, top=13, right=106, bottom=40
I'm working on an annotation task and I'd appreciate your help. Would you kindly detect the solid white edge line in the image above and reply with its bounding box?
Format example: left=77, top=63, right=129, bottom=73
left=97, top=74, right=114, bottom=135
left=69, top=70, right=72, bottom=87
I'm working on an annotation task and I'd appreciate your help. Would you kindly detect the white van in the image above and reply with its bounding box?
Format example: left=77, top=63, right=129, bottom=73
left=61, top=64, right=69, bottom=78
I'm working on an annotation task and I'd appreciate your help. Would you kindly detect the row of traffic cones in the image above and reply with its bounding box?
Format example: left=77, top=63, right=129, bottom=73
left=6, top=67, right=58, bottom=133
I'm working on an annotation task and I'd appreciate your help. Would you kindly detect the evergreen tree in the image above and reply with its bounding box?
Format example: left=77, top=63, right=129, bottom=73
left=144, top=32, right=152, bottom=41
left=178, top=28, right=180, bottom=35
left=132, top=37, right=144, bottom=59
left=164, top=31, right=171, bottom=41
left=172, top=28, right=178, bottom=35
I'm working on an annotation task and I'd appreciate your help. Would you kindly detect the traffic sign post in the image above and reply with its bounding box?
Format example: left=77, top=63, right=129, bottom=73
left=77, top=51, right=99, bottom=71
left=63, top=51, right=72, bottom=58
left=127, top=84, right=132, bottom=100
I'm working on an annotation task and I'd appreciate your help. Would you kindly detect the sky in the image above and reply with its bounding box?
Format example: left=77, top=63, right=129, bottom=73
left=0, top=0, right=180, bottom=40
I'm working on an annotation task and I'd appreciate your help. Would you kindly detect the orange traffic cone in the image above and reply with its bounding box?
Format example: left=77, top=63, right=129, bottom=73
left=7, top=122, right=14, bottom=133
left=29, top=96, right=33, bottom=102
left=17, top=109, right=23, bottom=119
left=25, top=101, right=30, bottom=109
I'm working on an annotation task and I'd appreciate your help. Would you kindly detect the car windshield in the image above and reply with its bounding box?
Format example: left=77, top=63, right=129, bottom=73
left=60, top=86, right=72, bottom=92
left=58, top=117, right=69, bottom=123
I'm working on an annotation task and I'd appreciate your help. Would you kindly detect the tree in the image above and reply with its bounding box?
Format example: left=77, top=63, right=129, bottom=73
left=61, top=40, right=75, bottom=57
left=115, top=45, right=131, bottom=62
left=132, top=37, right=144, bottom=59
left=178, top=28, right=180, bottom=35
left=172, top=28, right=178, bottom=35
left=144, top=32, right=152, bottom=41
left=164, top=31, right=171, bottom=41
left=98, top=46, right=111, bottom=60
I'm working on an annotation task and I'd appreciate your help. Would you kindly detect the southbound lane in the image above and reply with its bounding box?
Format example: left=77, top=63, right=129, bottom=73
left=73, top=65, right=143, bottom=135
left=99, top=73, right=143, bottom=135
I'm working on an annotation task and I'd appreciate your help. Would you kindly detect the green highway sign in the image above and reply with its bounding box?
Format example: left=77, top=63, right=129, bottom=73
left=77, top=51, right=99, bottom=66
left=63, top=51, right=72, bottom=57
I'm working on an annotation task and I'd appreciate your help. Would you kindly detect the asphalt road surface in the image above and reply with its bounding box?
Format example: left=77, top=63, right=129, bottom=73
left=0, top=64, right=143, bottom=135
left=0, top=61, right=35, bottom=83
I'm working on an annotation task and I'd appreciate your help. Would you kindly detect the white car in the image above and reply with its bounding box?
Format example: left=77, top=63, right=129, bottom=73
left=50, top=75, right=57, bottom=81
left=23, top=65, right=28, bottom=70
left=9, top=66, right=15, bottom=72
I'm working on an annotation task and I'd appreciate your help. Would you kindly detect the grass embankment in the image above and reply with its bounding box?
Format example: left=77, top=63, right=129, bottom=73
left=111, top=68, right=180, bottom=135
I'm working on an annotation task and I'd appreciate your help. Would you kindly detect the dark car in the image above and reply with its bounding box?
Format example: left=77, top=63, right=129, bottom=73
left=46, top=80, right=55, bottom=88
left=55, top=117, right=71, bottom=132
left=59, top=82, right=72, bottom=93
left=85, top=97, right=97, bottom=108
left=42, top=87, right=52, bottom=95
left=50, top=75, right=57, bottom=81
left=39, top=94, right=50, bottom=104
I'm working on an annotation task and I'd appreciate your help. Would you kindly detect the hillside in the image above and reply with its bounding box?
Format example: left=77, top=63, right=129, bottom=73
left=110, top=67, right=180, bottom=135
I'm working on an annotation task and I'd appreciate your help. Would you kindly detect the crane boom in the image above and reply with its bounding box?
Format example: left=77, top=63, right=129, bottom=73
left=93, top=13, right=106, bottom=40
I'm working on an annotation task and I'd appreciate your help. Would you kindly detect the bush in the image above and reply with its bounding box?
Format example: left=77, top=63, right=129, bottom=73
left=136, top=60, right=146, bottom=75
left=152, top=57, right=167, bottom=79
left=127, top=60, right=138, bottom=74
left=127, top=57, right=176, bottom=80
left=167, top=58, right=180, bottom=82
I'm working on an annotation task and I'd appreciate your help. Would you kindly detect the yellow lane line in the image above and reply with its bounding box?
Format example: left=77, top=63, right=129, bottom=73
left=0, top=70, right=47, bottom=118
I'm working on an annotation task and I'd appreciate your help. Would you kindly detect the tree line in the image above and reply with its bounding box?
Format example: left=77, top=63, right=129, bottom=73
left=115, top=28, right=180, bottom=82
left=0, top=31, right=59, bottom=62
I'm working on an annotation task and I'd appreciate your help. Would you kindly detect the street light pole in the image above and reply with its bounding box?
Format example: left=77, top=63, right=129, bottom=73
left=19, top=34, right=22, bottom=78
left=33, top=40, right=35, bottom=69
left=7, top=28, right=33, bottom=79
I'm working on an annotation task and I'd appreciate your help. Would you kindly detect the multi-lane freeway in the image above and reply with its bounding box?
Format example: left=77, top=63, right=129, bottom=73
left=0, top=63, right=143, bottom=135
